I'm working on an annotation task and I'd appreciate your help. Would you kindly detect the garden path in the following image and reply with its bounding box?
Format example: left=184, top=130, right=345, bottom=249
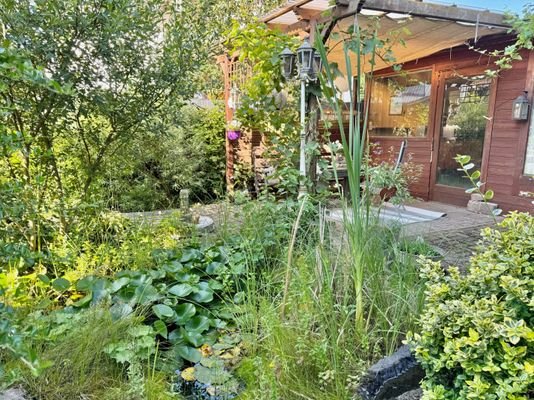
left=401, top=201, right=502, bottom=269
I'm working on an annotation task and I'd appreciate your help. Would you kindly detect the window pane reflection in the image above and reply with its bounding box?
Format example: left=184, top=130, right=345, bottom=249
left=368, top=70, right=432, bottom=137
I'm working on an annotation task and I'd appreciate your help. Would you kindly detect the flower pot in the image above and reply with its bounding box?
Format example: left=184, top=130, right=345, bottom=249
left=379, top=187, right=397, bottom=202
left=227, top=130, right=241, bottom=141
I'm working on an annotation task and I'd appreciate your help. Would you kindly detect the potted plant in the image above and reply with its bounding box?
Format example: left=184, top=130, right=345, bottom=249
left=226, top=120, right=241, bottom=141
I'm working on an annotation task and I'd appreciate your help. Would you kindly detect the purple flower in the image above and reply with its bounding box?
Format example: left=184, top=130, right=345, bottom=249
left=227, top=130, right=240, bottom=140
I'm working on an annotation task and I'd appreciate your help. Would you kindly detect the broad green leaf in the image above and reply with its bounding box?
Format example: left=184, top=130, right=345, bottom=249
left=153, top=320, right=168, bottom=339
left=111, top=277, right=130, bottom=293
left=37, top=274, right=50, bottom=284
left=182, top=328, right=205, bottom=347
left=484, top=190, right=494, bottom=200
left=52, top=278, right=70, bottom=292
left=175, top=303, right=196, bottom=324
left=152, top=304, right=174, bottom=319
left=91, top=278, right=111, bottom=305
left=185, top=315, right=211, bottom=333
left=191, top=282, right=214, bottom=303
left=180, top=248, right=202, bottom=263
left=169, top=283, right=194, bottom=297
left=175, top=345, right=201, bottom=363
left=76, top=276, right=96, bottom=292
left=73, top=293, right=92, bottom=308
left=134, top=284, right=160, bottom=305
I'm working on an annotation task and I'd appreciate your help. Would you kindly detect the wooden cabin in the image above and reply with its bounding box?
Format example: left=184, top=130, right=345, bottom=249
left=221, top=0, right=534, bottom=213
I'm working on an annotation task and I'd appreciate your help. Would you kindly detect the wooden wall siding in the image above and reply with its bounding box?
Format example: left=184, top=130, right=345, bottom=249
left=373, top=35, right=533, bottom=213
left=369, top=138, right=432, bottom=200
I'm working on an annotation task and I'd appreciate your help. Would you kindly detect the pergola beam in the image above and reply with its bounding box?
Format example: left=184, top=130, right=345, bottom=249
left=335, top=0, right=510, bottom=28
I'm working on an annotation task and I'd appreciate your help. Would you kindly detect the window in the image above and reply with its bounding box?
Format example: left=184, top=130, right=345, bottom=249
left=368, top=70, right=432, bottom=137
left=524, top=107, right=534, bottom=176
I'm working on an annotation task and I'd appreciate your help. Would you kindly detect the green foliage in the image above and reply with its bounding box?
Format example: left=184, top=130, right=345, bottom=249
left=485, top=4, right=534, bottom=74
left=14, top=307, right=151, bottom=399
left=215, top=197, right=425, bottom=399
left=0, top=0, right=212, bottom=243
left=61, top=242, right=244, bottom=363
left=105, top=104, right=226, bottom=211
left=226, top=22, right=302, bottom=195
left=454, top=154, right=502, bottom=216
left=408, top=213, right=534, bottom=399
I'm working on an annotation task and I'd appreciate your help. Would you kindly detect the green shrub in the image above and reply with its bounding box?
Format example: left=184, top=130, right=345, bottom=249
left=408, top=212, right=534, bottom=399
left=104, top=104, right=226, bottom=211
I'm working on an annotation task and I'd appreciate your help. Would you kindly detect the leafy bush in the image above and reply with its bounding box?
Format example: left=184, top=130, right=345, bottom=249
left=408, top=212, right=534, bottom=399
left=105, top=104, right=226, bottom=211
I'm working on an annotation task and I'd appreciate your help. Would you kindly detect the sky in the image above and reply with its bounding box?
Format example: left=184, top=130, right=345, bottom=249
left=433, top=0, right=526, bottom=13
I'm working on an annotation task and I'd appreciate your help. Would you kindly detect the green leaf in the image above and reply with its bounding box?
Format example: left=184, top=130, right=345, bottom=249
left=73, top=293, right=92, bottom=308
left=191, top=282, right=214, bottom=303
left=175, top=345, right=201, bottom=363
left=153, top=320, right=168, bottom=339
left=175, top=303, right=196, bottom=324
left=152, top=304, right=175, bottom=320
left=76, top=276, right=96, bottom=291
left=182, top=328, right=205, bottom=347
left=471, top=170, right=481, bottom=180
left=180, top=248, right=202, bottom=263
left=206, top=262, right=224, bottom=274
left=37, top=274, right=50, bottom=284
left=484, top=190, right=494, bottom=200
left=185, top=315, right=211, bottom=333
left=169, top=283, right=194, bottom=297
left=111, top=277, right=130, bottom=293
left=52, top=278, right=70, bottom=292
left=464, top=163, right=475, bottom=170
left=134, top=284, right=160, bottom=305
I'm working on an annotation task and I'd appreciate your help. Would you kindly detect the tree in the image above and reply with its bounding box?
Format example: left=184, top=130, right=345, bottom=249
left=0, top=0, right=212, bottom=226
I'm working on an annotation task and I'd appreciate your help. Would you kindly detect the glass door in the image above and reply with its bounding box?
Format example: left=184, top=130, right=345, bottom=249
left=435, top=74, right=491, bottom=188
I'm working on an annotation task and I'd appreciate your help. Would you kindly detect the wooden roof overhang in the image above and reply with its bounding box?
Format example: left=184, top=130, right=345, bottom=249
left=262, top=0, right=511, bottom=73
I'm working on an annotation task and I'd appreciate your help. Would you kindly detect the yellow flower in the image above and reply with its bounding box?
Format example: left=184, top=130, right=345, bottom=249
left=181, top=367, right=195, bottom=382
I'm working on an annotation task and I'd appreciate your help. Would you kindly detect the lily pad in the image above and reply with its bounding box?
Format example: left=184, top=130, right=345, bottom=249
left=175, top=303, right=196, bottom=324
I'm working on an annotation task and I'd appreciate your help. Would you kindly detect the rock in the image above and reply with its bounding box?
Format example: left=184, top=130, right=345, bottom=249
left=467, top=200, right=498, bottom=215
left=356, top=345, right=424, bottom=400
left=394, top=388, right=423, bottom=400
left=470, top=193, right=484, bottom=202
left=0, top=388, right=27, bottom=400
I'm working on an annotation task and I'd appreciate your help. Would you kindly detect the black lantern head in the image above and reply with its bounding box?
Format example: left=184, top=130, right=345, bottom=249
left=280, top=47, right=296, bottom=80
left=512, top=91, right=530, bottom=121
left=297, top=38, right=315, bottom=80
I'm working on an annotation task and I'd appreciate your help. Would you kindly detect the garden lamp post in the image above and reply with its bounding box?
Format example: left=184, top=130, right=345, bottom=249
left=280, top=37, right=321, bottom=198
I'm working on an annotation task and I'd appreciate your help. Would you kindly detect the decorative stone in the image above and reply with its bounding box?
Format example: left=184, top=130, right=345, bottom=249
left=0, top=388, right=27, bottom=400
left=356, top=345, right=424, bottom=400
left=470, top=193, right=484, bottom=202
left=467, top=200, right=498, bottom=215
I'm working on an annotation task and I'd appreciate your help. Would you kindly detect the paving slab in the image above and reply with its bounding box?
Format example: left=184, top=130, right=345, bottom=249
left=401, top=201, right=502, bottom=269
